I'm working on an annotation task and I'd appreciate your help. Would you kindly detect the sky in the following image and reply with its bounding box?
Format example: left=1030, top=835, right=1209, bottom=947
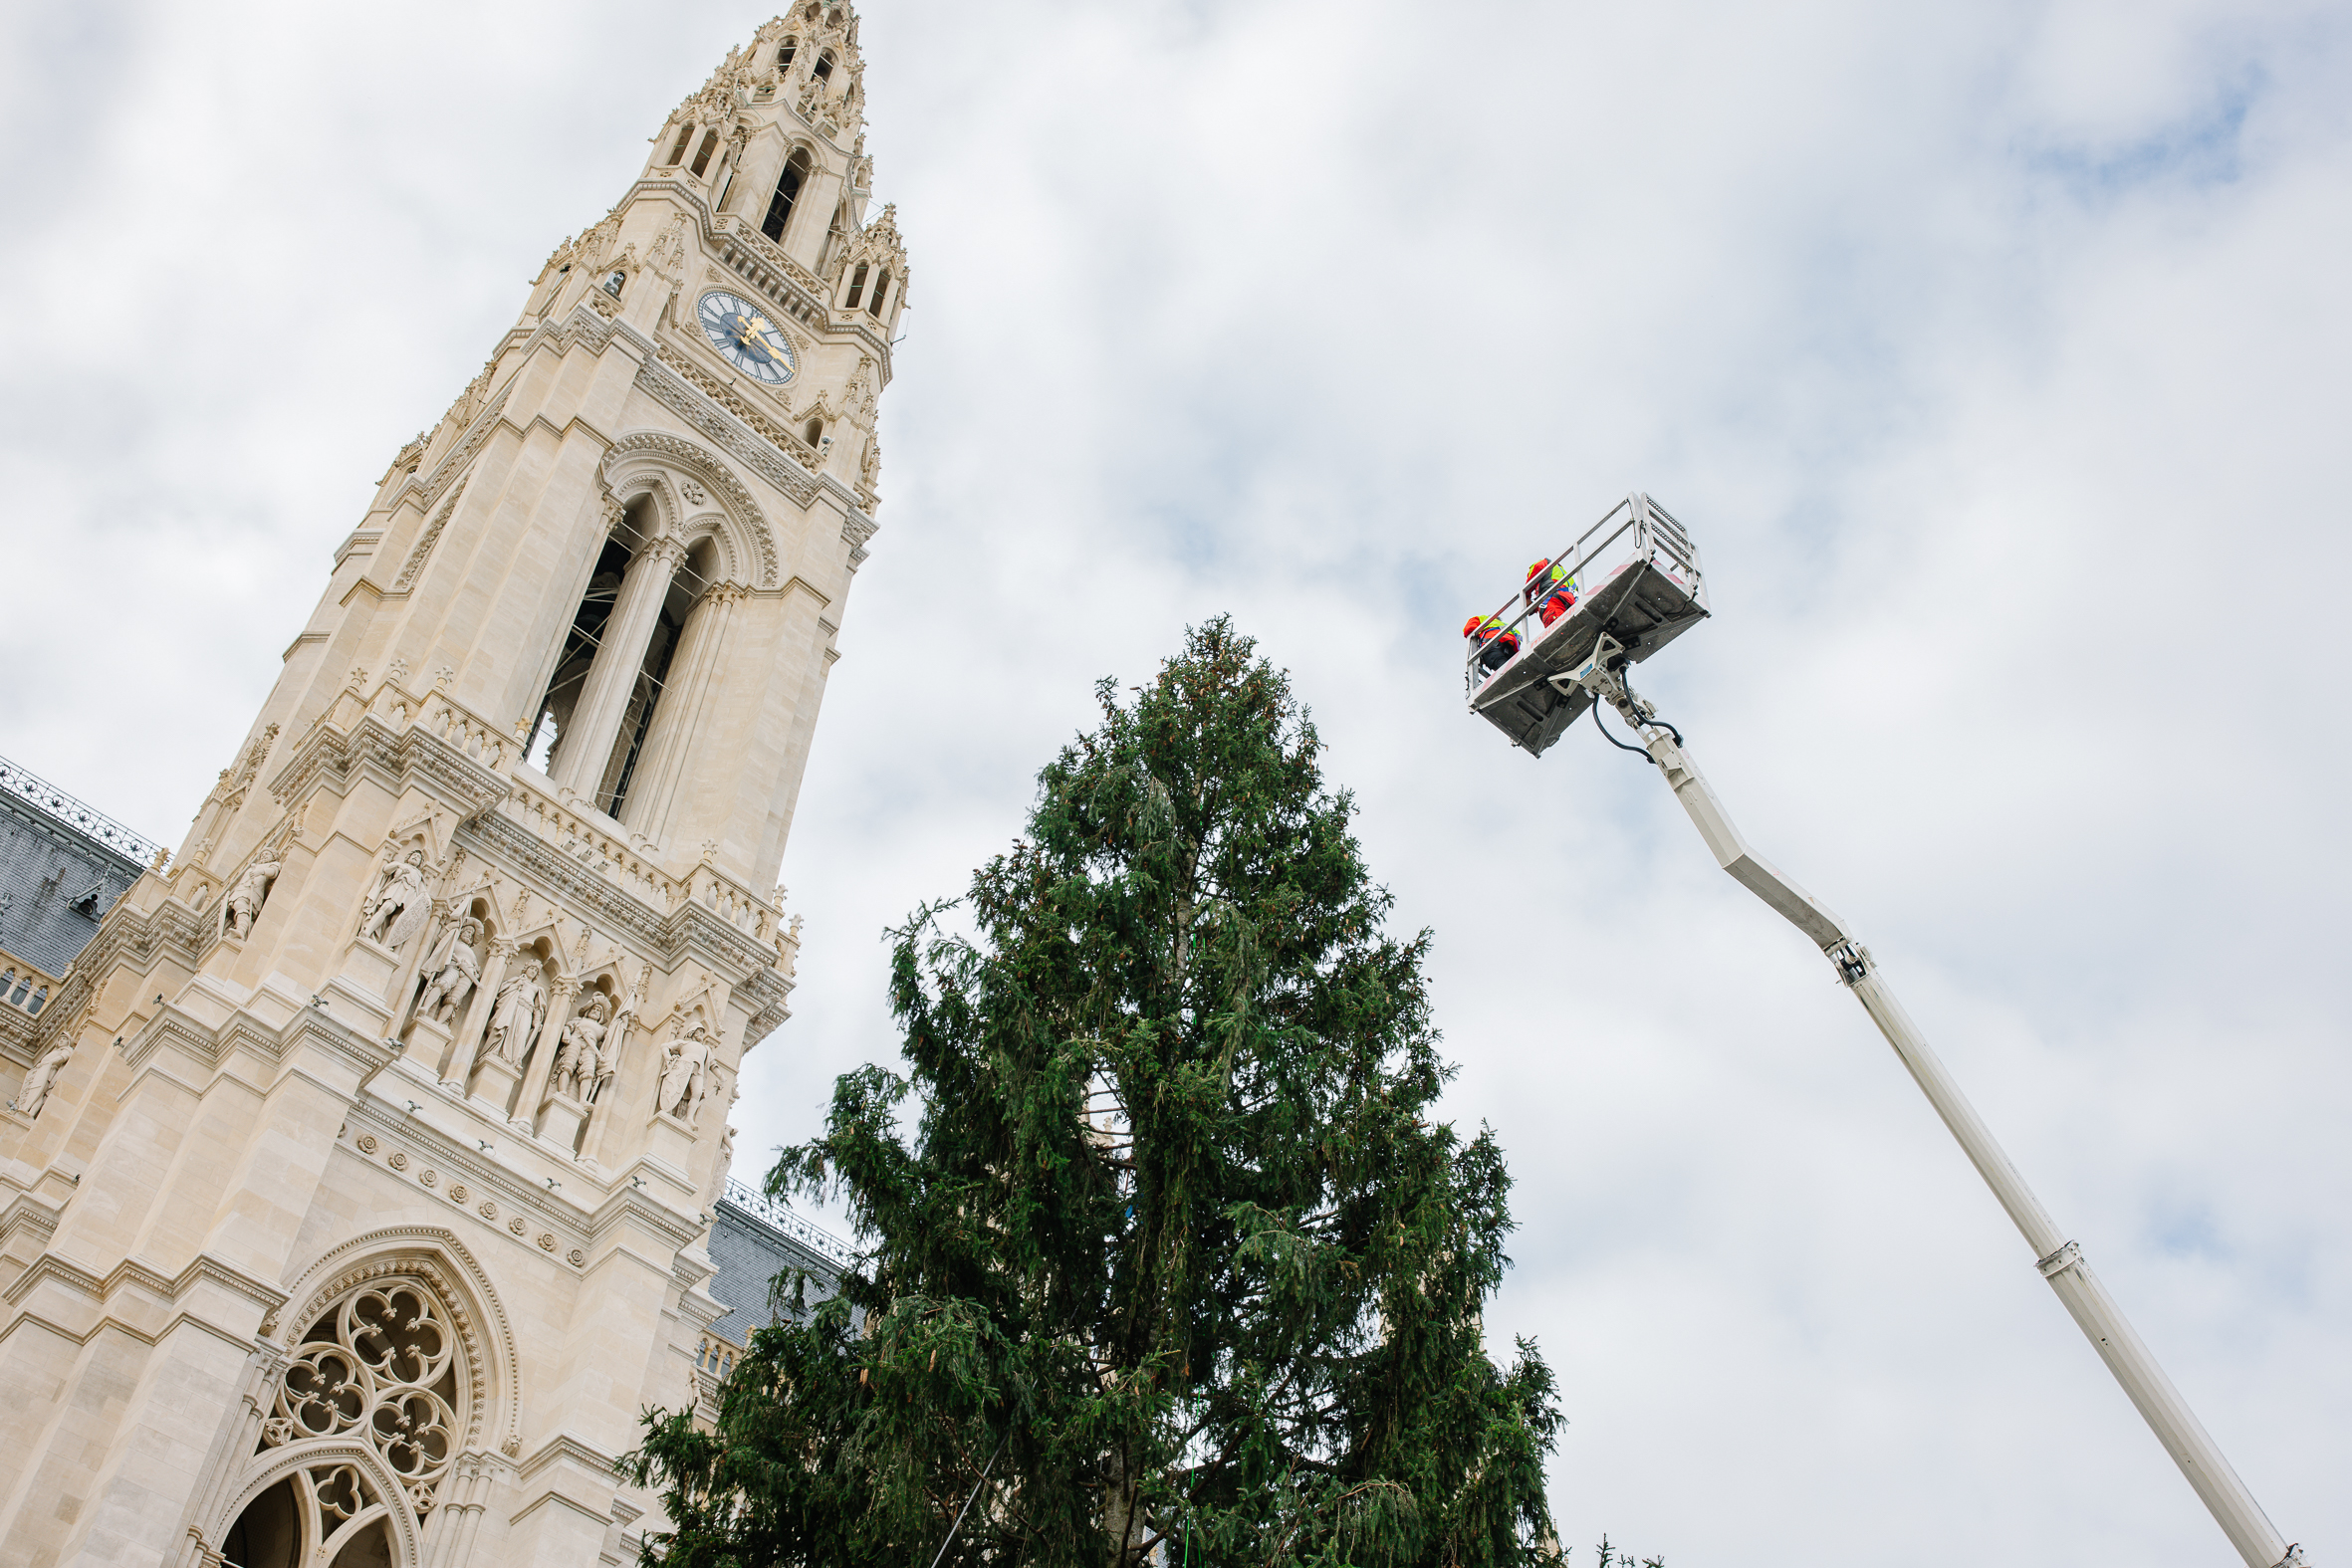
left=3, top=0, right=2348, bottom=1561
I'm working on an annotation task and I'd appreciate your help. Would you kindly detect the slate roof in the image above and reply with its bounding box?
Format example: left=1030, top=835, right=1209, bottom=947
left=707, top=1179, right=851, bottom=1344
left=0, top=758, right=155, bottom=979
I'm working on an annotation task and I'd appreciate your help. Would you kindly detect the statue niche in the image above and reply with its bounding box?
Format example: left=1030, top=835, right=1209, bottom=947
left=477, top=960, right=547, bottom=1071
left=549, top=994, right=610, bottom=1103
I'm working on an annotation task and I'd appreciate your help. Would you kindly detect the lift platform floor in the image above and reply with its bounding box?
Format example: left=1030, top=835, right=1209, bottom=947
left=1469, top=558, right=1708, bottom=756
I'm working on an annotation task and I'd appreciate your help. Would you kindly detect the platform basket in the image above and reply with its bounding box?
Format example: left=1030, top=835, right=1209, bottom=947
left=1467, top=493, right=1709, bottom=757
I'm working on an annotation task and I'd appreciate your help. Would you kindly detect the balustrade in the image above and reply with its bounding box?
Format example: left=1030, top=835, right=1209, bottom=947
left=499, top=773, right=679, bottom=912
left=695, top=1334, right=740, bottom=1382
left=0, top=955, right=54, bottom=1016
left=423, top=695, right=511, bottom=771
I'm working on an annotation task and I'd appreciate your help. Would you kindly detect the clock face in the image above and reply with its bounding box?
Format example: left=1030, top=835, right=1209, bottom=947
left=695, top=290, right=797, bottom=384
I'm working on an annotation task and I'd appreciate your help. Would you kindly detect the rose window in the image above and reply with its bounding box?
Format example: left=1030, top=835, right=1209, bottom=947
left=260, top=1279, right=465, bottom=1515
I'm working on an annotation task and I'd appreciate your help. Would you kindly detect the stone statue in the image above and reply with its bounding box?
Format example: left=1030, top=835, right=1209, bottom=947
left=656, top=1026, right=706, bottom=1122
left=481, top=965, right=545, bottom=1067
left=13, top=1039, right=73, bottom=1120
left=551, top=995, right=609, bottom=1101
left=222, top=857, right=281, bottom=941
left=360, top=850, right=431, bottom=951
left=709, top=1124, right=739, bottom=1208
left=414, top=917, right=483, bottom=1024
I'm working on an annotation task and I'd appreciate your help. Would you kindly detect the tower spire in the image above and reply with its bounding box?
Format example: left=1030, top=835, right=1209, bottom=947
left=0, top=16, right=910, bottom=1565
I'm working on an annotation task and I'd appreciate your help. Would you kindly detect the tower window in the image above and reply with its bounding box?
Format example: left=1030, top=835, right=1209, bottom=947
left=603, top=270, right=626, bottom=299
left=866, top=268, right=891, bottom=319
left=763, top=148, right=813, bottom=243
left=690, top=130, right=719, bottom=177
left=814, top=51, right=834, bottom=83
left=823, top=202, right=851, bottom=271
left=843, top=263, right=868, bottom=310
left=665, top=124, right=693, bottom=165
left=778, top=39, right=796, bottom=67
left=803, top=418, right=823, bottom=448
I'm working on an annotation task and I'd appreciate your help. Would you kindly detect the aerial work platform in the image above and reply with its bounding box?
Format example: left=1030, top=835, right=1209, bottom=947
left=1460, top=489, right=2303, bottom=1568
left=1465, top=492, right=1708, bottom=757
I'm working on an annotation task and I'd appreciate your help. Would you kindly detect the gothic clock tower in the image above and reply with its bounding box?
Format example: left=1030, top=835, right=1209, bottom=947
left=0, top=8, right=905, bottom=1563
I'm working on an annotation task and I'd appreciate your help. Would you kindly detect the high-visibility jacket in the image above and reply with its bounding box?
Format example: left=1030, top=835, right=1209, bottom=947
left=1525, top=559, right=1576, bottom=598
left=1465, top=616, right=1520, bottom=670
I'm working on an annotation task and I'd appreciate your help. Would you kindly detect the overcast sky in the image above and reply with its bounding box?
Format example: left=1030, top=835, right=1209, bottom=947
left=4, top=0, right=2347, bottom=1561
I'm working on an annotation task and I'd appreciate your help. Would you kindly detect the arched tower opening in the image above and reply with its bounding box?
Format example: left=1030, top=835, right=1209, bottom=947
left=763, top=146, right=814, bottom=245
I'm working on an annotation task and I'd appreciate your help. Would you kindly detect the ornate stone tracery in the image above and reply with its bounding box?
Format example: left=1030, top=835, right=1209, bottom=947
left=260, top=1273, right=466, bottom=1517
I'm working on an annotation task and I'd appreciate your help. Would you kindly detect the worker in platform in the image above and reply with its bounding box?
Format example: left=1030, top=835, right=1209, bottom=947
left=1463, top=613, right=1520, bottom=677
left=1525, top=558, right=1577, bottom=627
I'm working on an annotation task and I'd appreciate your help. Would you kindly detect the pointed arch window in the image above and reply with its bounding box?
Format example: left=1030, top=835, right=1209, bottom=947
left=778, top=38, right=797, bottom=68
left=866, top=268, right=891, bottom=320
left=690, top=130, right=720, bottom=177
left=223, top=1467, right=393, bottom=1568
left=763, top=147, right=813, bottom=243
left=525, top=520, right=633, bottom=777
left=843, top=262, right=869, bottom=311
left=813, top=50, right=835, bottom=84
left=665, top=124, right=694, bottom=166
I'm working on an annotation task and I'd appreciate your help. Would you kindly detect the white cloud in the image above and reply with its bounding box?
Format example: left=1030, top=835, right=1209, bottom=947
left=4, top=0, right=2346, bottom=1560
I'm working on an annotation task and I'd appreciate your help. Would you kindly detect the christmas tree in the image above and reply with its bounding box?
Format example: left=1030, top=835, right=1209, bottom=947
left=629, top=618, right=1564, bottom=1568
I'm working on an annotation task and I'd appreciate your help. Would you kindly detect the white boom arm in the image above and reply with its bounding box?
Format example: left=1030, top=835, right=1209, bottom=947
left=1571, top=660, right=2302, bottom=1568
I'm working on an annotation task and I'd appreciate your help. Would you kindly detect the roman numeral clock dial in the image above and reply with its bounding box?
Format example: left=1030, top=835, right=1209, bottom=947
left=695, top=289, right=798, bottom=385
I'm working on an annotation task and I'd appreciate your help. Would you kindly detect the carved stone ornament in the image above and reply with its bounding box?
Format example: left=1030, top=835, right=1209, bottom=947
left=262, top=1277, right=464, bottom=1513
left=600, top=428, right=784, bottom=583
left=222, top=854, right=283, bottom=941
left=550, top=994, right=610, bottom=1101
left=479, top=962, right=546, bottom=1068
left=619, top=374, right=809, bottom=555
left=360, top=849, right=433, bottom=952
left=393, top=474, right=470, bottom=591
left=415, top=916, right=484, bottom=1024
left=12, top=1037, right=74, bottom=1119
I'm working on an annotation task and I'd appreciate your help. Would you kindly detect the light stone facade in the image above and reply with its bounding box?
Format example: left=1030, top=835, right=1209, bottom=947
left=0, top=8, right=904, bottom=1563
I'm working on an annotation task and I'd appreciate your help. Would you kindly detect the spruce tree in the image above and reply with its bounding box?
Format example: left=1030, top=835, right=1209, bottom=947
left=628, top=618, right=1563, bottom=1568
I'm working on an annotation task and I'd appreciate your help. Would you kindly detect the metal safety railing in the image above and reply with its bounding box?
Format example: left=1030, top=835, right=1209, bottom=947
left=0, top=754, right=164, bottom=866
left=1463, top=493, right=1707, bottom=694
left=720, top=1177, right=858, bottom=1267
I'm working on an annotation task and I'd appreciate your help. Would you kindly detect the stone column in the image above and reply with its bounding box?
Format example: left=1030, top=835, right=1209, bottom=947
left=515, top=978, right=580, bottom=1134
left=617, top=580, right=744, bottom=841
left=551, top=535, right=686, bottom=796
